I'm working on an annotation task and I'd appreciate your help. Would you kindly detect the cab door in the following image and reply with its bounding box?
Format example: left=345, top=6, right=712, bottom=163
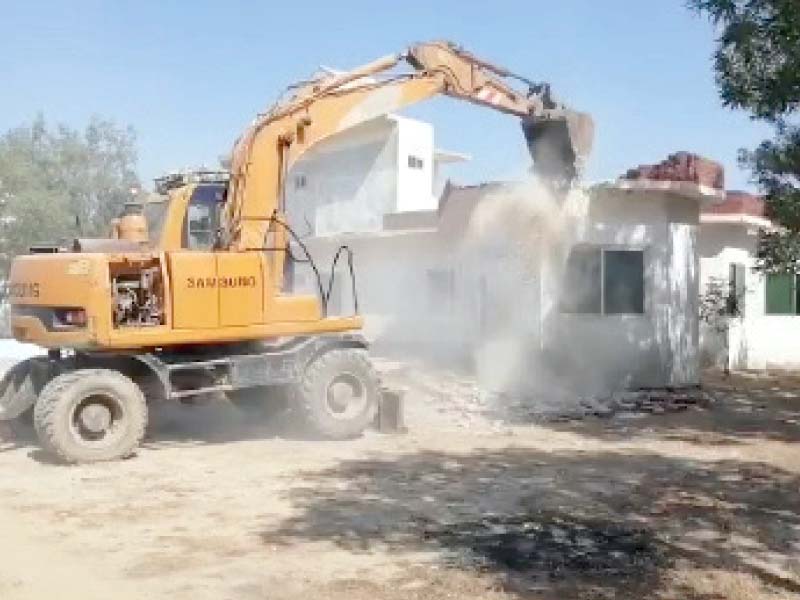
left=169, top=183, right=264, bottom=329
left=168, top=185, right=223, bottom=329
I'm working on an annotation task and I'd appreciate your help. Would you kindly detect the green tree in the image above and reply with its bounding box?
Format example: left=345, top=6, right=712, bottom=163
left=690, top=0, right=800, bottom=271
left=0, top=115, right=139, bottom=279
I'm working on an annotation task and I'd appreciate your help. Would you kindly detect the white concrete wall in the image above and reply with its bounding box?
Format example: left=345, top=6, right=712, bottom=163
left=393, top=116, right=437, bottom=213
left=545, top=191, right=700, bottom=390
left=286, top=114, right=440, bottom=237
left=699, top=222, right=800, bottom=370
left=286, top=117, right=399, bottom=236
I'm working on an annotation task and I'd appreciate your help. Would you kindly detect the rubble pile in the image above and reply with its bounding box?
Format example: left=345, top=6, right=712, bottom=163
left=376, top=358, right=715, bottom=429
left=534, top=387, right=716, bottom=423
left=622, top=151, right=724, bottom=189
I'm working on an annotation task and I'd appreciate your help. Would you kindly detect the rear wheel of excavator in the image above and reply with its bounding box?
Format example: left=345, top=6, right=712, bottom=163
left=33, top=369, right=147, bottom=464
left=294, top=348, right=378, bottom=439
left=0, top=357, right=52, bottom=442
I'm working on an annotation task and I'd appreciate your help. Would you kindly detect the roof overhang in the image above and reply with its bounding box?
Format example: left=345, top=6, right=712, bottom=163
left=700, top=213, right=773, bottom=228
left=434, top=149, right=471, bottom=164
left=608, top=179, right=726, bottom=207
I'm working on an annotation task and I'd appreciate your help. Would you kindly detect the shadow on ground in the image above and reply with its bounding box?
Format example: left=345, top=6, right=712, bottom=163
left=260, top=447, right=800, bottom=599
left=142, top=399, right=293, bottom=449
left=0, top=398, right=304, bottom=462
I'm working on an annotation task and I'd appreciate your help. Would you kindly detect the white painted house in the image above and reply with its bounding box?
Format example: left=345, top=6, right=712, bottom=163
left=287, top=115, right=722, bottom=392
left=699, top=192, right=800, bottom=370
left=286, top=114, right=466, bottom=236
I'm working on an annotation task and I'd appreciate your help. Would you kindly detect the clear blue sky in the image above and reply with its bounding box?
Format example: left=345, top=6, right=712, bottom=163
left=0, top=0, right=772, bottom=191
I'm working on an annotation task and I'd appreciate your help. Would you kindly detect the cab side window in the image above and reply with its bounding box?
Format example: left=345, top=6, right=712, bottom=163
left=183, top=185, right=224, bottom=250
left=186, top=202, right=214, bottom=249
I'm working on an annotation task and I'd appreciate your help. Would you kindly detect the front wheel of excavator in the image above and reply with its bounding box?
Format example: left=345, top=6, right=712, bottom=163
left=294, top=348, right=379, bottom=440
left=34, top=369, right=147, bottom=464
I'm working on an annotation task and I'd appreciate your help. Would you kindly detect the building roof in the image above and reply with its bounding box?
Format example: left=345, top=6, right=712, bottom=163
left=601, top=179, right=725, bottom=203
left=434, top=149, right=471, bottom=164
left=704, top=190, right=765, bottom=217
left=700, top=190, right=772, bottom=228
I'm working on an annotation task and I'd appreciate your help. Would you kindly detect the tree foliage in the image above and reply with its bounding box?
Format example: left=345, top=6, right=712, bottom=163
left=692, top=0, right=800, bottom=118
left=690, top=0, right=800, bottom=271
left=0, top=115, right=139, bottom=278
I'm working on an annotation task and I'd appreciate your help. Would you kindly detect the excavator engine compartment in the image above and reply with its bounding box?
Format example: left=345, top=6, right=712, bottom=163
left=111, top=260, right=165, bottom=328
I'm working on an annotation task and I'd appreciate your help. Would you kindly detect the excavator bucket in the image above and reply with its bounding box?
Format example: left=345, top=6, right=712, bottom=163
left=522, top=111, right=594, bottom=184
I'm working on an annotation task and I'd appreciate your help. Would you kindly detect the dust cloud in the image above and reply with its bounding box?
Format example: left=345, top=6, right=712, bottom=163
left=462, top=178, right=596, bottom=410
left=294, top=173, right=637, bottom=414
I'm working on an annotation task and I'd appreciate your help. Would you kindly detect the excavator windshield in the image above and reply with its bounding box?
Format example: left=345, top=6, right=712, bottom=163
left=184, top=184, right=225, bottom=250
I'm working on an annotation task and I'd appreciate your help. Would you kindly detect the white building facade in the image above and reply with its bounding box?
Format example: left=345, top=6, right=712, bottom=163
left=286, top=114, right=453, bottom=237
left=699, top=193, right=800, bottom=370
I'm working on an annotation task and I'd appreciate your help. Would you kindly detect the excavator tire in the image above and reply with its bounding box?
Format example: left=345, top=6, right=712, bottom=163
left=294, top=348, right=378, bottom=440
left=34, top=369, right=147, bottom=464
left=0, top=357, right=52, bottom=440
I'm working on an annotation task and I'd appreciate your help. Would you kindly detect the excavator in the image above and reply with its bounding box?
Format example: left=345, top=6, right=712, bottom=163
left=0, top=41, right=593, bottom=463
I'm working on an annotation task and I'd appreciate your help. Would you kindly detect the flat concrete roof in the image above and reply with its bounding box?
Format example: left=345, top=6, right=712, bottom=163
left=595, top=179, right=726, bottom=207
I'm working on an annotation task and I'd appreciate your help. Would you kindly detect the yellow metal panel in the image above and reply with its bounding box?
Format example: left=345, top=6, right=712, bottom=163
left=270, top=295, right=321, bottom=323
left=169, top=252, right=219, bottom=329
left=8, top=254, right=99, bottom=307
left=99, top=315, right=363, bottom=349
left=217, top=252, right=263, bottom=326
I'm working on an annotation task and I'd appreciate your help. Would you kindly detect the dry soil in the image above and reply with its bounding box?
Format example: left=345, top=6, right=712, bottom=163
left=1, top=366, right=799, bottom=599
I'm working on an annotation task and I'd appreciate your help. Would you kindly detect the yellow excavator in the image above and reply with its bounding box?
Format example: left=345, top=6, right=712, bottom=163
left=0, top=41, right=593, bottom=462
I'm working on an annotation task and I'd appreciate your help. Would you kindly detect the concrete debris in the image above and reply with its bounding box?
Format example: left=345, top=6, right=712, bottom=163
left=376, top=359, right=714, bottom=430
left=495, top=387, right=715, bottom=424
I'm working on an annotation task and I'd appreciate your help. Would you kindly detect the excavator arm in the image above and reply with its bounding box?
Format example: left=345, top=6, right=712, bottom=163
left=224, top=41, right=594, bottom=288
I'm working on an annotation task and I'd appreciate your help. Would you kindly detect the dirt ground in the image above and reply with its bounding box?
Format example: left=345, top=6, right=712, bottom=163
left=1, top=366, right=799, bottom=600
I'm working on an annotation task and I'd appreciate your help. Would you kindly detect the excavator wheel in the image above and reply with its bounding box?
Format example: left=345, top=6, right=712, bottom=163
left=33, top=369, right=147, bottom=464
left=0, top=357, right=52, bottom=441
left=294, top=348, right=378, bottom=439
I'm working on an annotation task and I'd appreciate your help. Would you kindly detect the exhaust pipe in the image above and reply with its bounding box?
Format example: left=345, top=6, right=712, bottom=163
left=522, top=110, right=594, bottom=185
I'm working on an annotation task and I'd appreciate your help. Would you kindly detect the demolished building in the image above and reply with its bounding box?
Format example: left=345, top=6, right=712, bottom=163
left=298, top=175, right=721, bottom=395
left=287, top=116, right=731, bottom=394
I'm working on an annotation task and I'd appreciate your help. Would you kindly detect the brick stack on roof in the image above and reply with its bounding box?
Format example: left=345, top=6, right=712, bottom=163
left=622, top=152, right=725, bottom=190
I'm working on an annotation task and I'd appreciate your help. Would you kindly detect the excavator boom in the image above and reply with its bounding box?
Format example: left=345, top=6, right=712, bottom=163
left=225, top=41, right=593, bottom=256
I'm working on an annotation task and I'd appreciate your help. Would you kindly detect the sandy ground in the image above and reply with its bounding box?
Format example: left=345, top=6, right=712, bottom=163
left=1, top=365, right=799, bottom=599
